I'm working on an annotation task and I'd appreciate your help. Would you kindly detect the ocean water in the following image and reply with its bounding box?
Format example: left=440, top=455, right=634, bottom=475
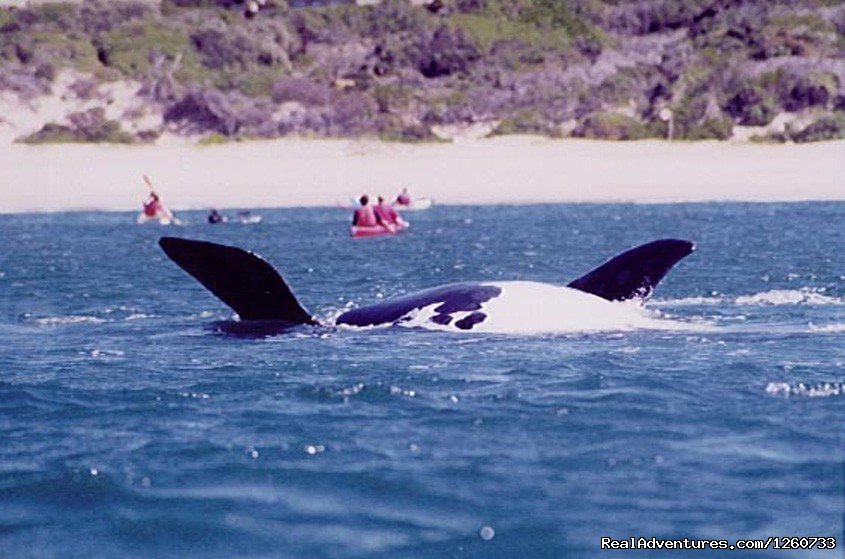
left=0, top=202, right=843, bottom=558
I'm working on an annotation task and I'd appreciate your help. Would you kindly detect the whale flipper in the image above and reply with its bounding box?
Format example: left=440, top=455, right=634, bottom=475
left=159, top=237, right=317, bottom=324
left=566, top=239, right=694, bottom=302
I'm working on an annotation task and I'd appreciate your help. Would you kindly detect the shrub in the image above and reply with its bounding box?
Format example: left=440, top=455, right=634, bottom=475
left=272, top=76, right=331, bottom=105
left=329, top=91, right=377, bottom=135
left=21, top=107, right=135, bottom=143
left=784, top=72, right=839, bottom=112
left=683, top=116, right=733, bottom=140
left=95, top=23, right=190, bottom=76
left=723, top=83, right=777, bottom=126
left=491, top=108, right=558, bottom=136
left=415, top=25, right=479, bottom=78
left=572, top=112, right=650, bottom=140
left=164, top=89, right=276, bottom=136
left=789, top=114, right=845, bottom=143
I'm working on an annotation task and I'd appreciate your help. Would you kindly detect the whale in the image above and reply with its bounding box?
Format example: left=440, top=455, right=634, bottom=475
left=158, top=237, right=695, bottom=335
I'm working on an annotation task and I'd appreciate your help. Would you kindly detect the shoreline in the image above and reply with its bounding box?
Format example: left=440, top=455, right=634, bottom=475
left=2, top=137, right=843, bottom=214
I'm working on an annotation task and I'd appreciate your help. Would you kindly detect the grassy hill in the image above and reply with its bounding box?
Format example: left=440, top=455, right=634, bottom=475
left=2, top=0, right=844, bottom=143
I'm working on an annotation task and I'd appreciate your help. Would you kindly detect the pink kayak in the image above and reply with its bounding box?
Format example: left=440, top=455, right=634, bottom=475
left=350, top=222, right=408, bottom=238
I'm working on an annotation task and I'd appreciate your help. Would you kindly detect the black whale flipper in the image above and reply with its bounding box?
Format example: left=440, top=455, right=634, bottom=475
left=567, top=239, right=695, bottom=302
left=159, top=237, right=317, bottom=324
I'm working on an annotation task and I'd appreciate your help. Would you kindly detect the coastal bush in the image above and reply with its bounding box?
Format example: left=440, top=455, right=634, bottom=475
left=723, top=83, right=777, bottom=126
left=376, top=119, right=437, bottom=143
left=491, top=108, right=559, bottom=137
left=190, top=26, right=290, bottom=71
left=670, top=92, right=734, bottom=140
left=415, top=25, right=479, bottom=78
left=372, top=82, right=414, bottom=113
left=605, top=0, right=712, bottom=36
left=1, top=0, right=844, bottom=144
left=95, top=23, right=190, bottom=76
left=753, top=13, right=838, bottom=59
left=449, top=0, right=601, bottom=55
left=329, top=91, right=377, bottom=135
left=272, top=76, right=331, bottom=105
left=20, top=107, right=135, bottom=144
left=783, top=72, right=839, bottom=111
left=164, top=89, right=276, bottom=136
left=572, top=112, right=650, bottom=140
left=683, top=115, right=733, bottom=140
left=78, top=1, right=152, bottom=35
left=789, top=113, right=845, bottom=143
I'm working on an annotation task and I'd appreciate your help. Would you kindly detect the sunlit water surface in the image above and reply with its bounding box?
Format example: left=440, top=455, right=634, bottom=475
left=0, top=203, right=843, bottom=558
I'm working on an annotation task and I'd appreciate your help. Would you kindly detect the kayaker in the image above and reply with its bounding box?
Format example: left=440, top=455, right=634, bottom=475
left=396, top=187, right=412, bottom=206
left=143, top=192, right=163, bottom=218
left=375, top=196, right=405, bottom=228
left=208, top=209, right=225, bottom=224
left=140, top=174, right=180, bottom=224
left=352, top=195, right=380, bottom=227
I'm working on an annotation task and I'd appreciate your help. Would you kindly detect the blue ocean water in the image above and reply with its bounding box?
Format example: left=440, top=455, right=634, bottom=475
left=0, top=202, right=843, bottom=558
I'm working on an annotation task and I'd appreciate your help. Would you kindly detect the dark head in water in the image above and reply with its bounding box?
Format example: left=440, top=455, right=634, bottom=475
left=158, top=237, right=695, bottom=336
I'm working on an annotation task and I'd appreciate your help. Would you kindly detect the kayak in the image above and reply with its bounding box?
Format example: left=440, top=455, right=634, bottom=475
left=394, top=197, right=432, bottom=211
left=137, top=213, right=184, bottom=225
left=351, top=222, right=409, bottom=238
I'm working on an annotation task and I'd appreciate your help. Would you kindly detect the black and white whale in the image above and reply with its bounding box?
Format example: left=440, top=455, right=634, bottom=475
left=158, top=237, right=695, bottom=335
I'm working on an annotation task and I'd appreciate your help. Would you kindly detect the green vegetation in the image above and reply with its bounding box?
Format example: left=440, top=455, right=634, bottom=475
left=573, top=112, right=651, bottom=141
left=1, top=0, right=843, bottom=143
left=790, top=113, right=845, bottom=143
left=492, top=109, right=562, bottom=137
left=97, top=23, right=190, bottom=76
left=21, top=108, right=136, bottom=144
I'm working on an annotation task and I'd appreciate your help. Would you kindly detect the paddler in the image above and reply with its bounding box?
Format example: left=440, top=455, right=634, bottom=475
left=395, top=187, right=412, bottom=206
left=374, top=195, right=406, bottom=229
left=143, top=191, right=163, bottom=219
left=140, top=174, right=178, bottom=224
left=353, top=195, right=392, bottom=230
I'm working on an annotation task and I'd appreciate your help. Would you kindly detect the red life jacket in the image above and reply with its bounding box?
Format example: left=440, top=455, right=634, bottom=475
left=143, top=198, right=161, bottom=217
left=374, top=203, right=398, bottom=225
left=353, top=205, right=378, bottom=227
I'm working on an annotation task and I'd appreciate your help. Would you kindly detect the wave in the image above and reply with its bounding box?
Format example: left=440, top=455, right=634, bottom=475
left=655, top=288, right=844, bottom=308
left=765, top=382, right=845, bottom=398
left=30, top=315, right=107, bottom=326
left=735, top=288, right=844, bottom=306
left=808, top=323, right=845, bottom=333
left=23, top=308, right=160, bottom=327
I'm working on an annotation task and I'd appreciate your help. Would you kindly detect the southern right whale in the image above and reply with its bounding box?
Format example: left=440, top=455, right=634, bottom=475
left=158, top=237, right=695, bottom=334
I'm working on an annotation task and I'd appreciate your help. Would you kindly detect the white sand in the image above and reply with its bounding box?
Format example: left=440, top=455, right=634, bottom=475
left=1, top=136, right=843, bottom=214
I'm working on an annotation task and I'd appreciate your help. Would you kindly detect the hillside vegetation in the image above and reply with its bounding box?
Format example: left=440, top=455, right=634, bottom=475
left=2, top=0, right=844, bottom=143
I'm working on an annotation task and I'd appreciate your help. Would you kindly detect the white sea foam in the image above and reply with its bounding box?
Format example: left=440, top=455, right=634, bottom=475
left=402, top=282, right=710, bottom=335
left=765, top=382, right=845, bottom=398
left=33, top=315, right=107, bottom=326
left=655, top=288, right=844, bottom=307
left=808, top=323, right=845, bottom=333
left=735, top=288, right=843, bottom=306
left=652, top=295, right=725, bottom=306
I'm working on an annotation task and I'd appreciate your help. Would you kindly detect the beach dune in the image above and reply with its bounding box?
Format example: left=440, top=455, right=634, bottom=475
left=1, top=137, right=843, bottom=214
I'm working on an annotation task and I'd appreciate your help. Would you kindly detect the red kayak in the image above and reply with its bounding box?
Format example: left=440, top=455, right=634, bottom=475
left=350, top=222, right=408, bottom=238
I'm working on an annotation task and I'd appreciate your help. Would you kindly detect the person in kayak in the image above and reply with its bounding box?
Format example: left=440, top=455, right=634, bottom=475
left=143, top=192, right=162, bottom=218
left=353, top=195, right=397, bottom=232
left=139, top=175, right=181, bottom=224
left=208, top=209, right=225, bottom=224
left=375, top=196, right=406, bottom=229
left=352, top=195, right=383, bottom=227
left=395, top=187, right=412, bottom=206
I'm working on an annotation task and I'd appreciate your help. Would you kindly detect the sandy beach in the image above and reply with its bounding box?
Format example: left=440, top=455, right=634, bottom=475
left=1, top=137, right=843, bottom=214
